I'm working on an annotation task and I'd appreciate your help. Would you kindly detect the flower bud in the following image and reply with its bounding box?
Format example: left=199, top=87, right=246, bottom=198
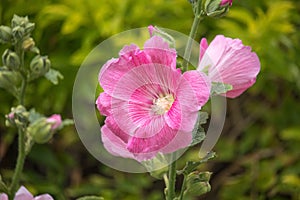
left=30, top=55, right=51, bottom=77
left=24, top=22, right=35, bottom=35
left=0, top=67, right=21, bottom=96
left=2, top=49, right=20, bottom=70
left=22, top=37, right=35, bottom=51
left=46, top=114, right=62, bottom=131
left=0, top=26, right=12, bottom=44
left=12, top=26, right=25, bottom=41
left=204, top=0, right=233, bottom=18
left=185, top=171, right=211, bottom=196
left=5, top=105, right=29, bottom=127
left=11, top=15, right=29, bottom=28
left=27, top=118, right=52, bottom=144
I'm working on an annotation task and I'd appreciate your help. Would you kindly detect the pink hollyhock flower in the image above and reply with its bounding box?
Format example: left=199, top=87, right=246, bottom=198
left=46, top=114, right=62, bottom=130
left=97, top=32, right=210, bottom=161
left=198, top=35, right=260, bottom=98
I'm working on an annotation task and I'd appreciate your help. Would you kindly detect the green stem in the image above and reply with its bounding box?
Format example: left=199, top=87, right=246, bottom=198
left=167, top=153, right=177, bottom=200
left=182, top=2, right=204, bottom=72
left=179, top=175, right=187, bottom=200
left=9, top=127, right=26, bottom=197
left=9, top=41, right=27, bottom=199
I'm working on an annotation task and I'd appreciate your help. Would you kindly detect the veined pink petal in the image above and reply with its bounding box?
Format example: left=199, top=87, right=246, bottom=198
left=99, top=45, right=151, bottom=95
left=160, top=130, right=192, bottom=154
left=225, top=78, right=256, bottom=98
left=198, top=35, right=227, bottom=72
left=127, top=124, right=176, bottom=154
left=96, top=92, right=112, bottom=116
left=144, top=36, right=177, bottom=69
left=14, top=186, right=33, bottom=200
left=198, top=35, right=260, bottom=98
left=182, top=70, right=211, bottom=107
left=105, top=116, right=130, bottom=143
left=101, top=125, right=134, bottom=159
left=109, top=64, right=181, bottom=136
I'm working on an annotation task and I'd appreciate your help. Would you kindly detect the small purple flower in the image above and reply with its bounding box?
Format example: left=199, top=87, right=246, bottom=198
left=46, top=114, right=62, bottom=130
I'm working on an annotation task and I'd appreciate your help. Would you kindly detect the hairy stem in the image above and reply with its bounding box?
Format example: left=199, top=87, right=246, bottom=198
left=166, top=153, right=177, bottom=200
left=179, top=174, right=187, bottom=200
left=9, top=41, right=27, bottom=198
left=182, top=1, right=204, bottom=72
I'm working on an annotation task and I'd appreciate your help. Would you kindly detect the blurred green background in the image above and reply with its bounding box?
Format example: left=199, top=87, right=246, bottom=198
left=0, top=0, right=299, bottom=199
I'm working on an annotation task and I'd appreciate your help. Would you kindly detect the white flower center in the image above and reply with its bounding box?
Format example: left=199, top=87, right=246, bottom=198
left=152, top=94, right=174, bottom=115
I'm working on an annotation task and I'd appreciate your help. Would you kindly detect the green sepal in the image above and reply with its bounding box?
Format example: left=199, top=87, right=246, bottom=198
left=211, top=82, right=232, bottom=96
left=0, top=67, right=21, bottom=97
left=142, top=153, right=168, bottom=179
left=44, top=68, right=64, bottom=85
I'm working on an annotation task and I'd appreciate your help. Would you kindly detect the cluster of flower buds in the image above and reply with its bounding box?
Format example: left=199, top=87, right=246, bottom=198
left=0, top=15, right=59, bottom=97
left=5, top=105, right=29, bottom=128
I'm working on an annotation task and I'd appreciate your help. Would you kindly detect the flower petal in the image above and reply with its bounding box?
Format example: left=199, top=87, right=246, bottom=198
left=101, top=125, right=134, bottom=159
left=96, top=92, right=112, bottom=116
left=14, top=186, right=33, bottom=200
left=34, top=194, right=54, bottom=200
left=144, top=36, right=177, bottom=69
left=182, top=70, right=211, bottom=107
left=198, top=35, right=227, bottom=71
left=127, top=124, right=176, bottom=154
left=99, top=45, right=151, bottom=95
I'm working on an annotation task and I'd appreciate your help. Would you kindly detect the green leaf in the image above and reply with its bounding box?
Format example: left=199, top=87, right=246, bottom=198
left=44, top=68, right=63, bottom=85
left=189, top=111, right=208, bottom=147
left=211, top=82, right=232, bottom=96
left=0, top=175, right=8, bottom=193
left=178, top=152, right=216, bottom=175
left=76, top=196, right=104, bottom=200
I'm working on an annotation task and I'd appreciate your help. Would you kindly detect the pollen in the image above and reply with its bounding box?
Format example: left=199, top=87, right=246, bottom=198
left=152, top=94, right=174, bottom=115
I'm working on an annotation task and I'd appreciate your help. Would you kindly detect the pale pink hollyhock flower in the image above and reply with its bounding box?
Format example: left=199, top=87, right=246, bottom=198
left=13, top=186, right=53, bottom=200
left=220, top=0, right=233, bottom=6
left=0, top=193, right=8, bottom=200
left=97, top=32, right=210, bottom=161
left=46, top=114, right=62, bottom=130
left=198, top=35, right=260, bottom=98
